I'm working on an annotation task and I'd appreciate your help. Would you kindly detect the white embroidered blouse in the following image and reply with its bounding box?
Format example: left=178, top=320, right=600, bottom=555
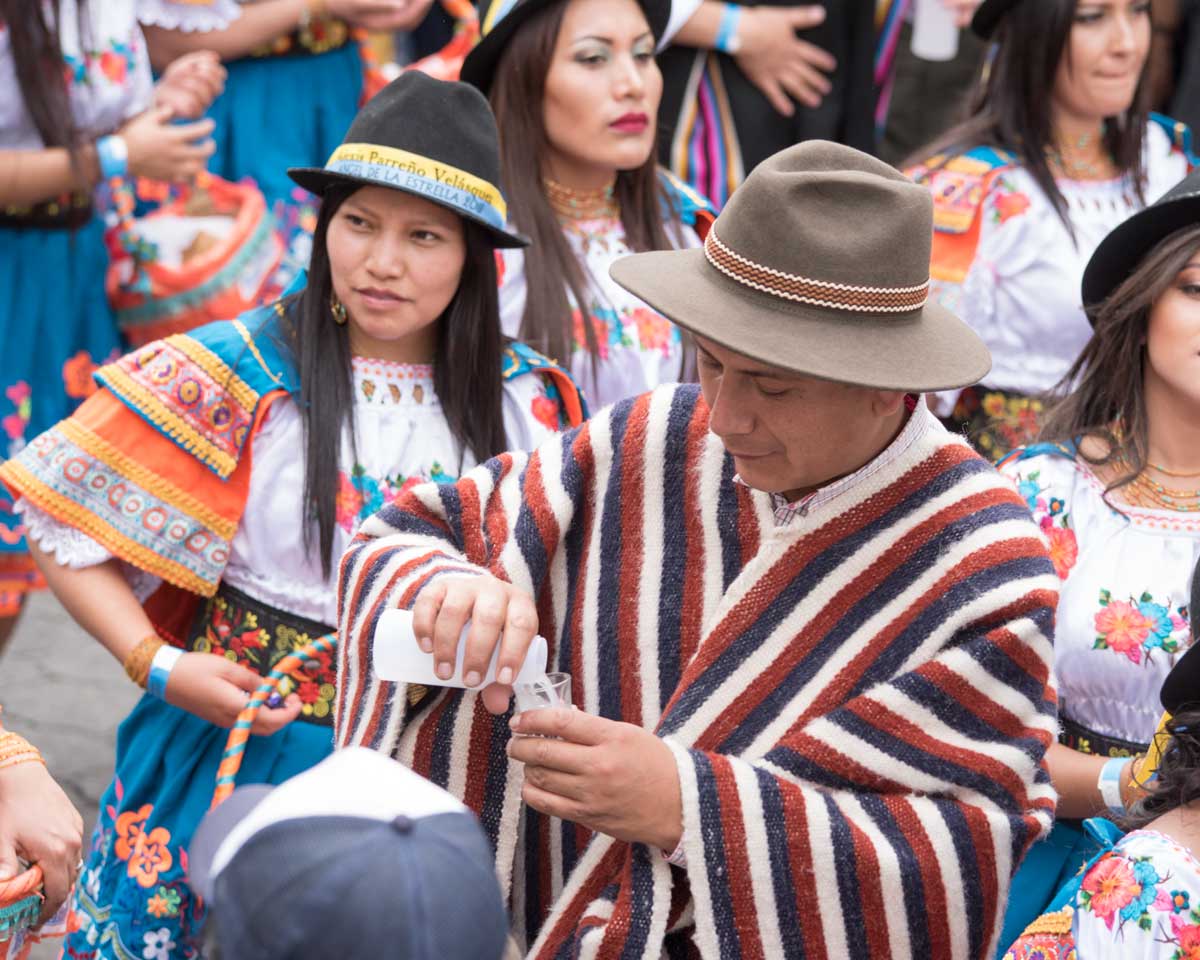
left=999, top=448, right=1200, bottom=746
left=20, top=357, right=564, bottom=625
left=929, top=122, right=1189, bottom=402
left=498, top=214, right=701, bottom=412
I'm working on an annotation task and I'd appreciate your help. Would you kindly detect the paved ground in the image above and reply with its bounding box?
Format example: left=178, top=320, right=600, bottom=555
left=0, top=591, right=138, bottom=959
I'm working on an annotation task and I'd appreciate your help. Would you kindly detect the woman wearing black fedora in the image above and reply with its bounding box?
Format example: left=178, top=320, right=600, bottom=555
left=908, top=0, right=1194, bottom=461
left=460, top=0, right=718, bottom=411
left=0, top=72, right=584, bottom=958
left=994, top=168, right=1200, bottom=951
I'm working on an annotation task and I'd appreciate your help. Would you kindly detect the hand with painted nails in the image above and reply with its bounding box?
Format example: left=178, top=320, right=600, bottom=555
left=409, top=575, right=540, bottom=716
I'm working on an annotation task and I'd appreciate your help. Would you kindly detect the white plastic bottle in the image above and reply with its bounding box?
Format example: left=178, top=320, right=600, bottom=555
left=372, top=608, right=549, bottom=688
left=911, top=0, right=960, bottom=62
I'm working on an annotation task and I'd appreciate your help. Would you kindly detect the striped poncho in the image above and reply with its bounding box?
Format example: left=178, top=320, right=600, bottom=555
left=336, top=385, right=1059, bottom=959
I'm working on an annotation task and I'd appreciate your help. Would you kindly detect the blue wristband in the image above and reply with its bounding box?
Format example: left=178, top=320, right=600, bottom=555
left=95, top=135, right=129, bottom=180
left=1098, top=756, right=1127, bottom=817
left=147, top=645, right=184, bottom=700
left=714, top=3, right=742, bottom=55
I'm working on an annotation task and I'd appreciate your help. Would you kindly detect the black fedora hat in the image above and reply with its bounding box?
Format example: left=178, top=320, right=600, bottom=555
left=461, top=0, right=672, bottom=95
left=971, top=0, right=1020, bottom=39
left=288, top=71, right=528, bottom=248
left=1082, top=168, right=1200, bottom=314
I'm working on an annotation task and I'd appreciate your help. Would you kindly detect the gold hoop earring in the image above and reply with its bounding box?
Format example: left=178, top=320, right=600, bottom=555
left=331, top=294, right=348, bottom=326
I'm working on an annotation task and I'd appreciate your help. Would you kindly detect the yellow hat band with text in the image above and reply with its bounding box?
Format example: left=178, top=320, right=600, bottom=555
left=324, top=143, right=508, bottom=230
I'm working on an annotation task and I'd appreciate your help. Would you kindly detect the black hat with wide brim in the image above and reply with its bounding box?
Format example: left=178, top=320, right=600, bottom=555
left=461, top=0, right=672, bottom=96
left=1081, top=168, right=1200, bottom=316
left=971, top=0, right=1020, bottom=39
left=287, top=70, right=528, bottom=248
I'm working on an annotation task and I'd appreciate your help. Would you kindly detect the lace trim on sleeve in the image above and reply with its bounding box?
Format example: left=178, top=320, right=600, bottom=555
left=136, top=0, right=241, bottom=32
left=16, top=498, right=114, bottom=569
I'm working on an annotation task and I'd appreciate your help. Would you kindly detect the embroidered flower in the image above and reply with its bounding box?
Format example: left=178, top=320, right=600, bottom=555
left=97, top=48, right=130, bottom=86
left=572, top=310, right=610, bottom=359
left=1081, top=854, right=1142, bottom=928
left=631, top=307, right=674, bottom=356
left=994, top=191, right=1031, bottom=223
left=114, top=804, right=174, bottom=888
left=114, top=805, right=153, bottom=861
left=1170, top=914, right=1200, bottom=959
left=531, top=394, right=560, bottom=431
left=1095, top=599, right=1152, bottom=664
left=1095, top=590, right=1188, bottom=664
left=142, top=927, right=176, bottom=960
left=1041, top=522, right=1078, bottom=581
left=1139, top=600, right=1175, bottom=644
left=1017, top=478, right=1041, bottom=513
left=1171, top=890, right=1192, bottom=914
left=146, top=885, right=181, bottom=919
left=335, top=472, right=365, bottom=533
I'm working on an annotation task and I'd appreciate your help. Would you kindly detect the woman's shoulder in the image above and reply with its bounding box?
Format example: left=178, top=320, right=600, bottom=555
left=656, top=168, right=716, bottom=237
left=1144, top=113, right=1198, bottom=189
left=906, top=145, right=1024, bottom=232
left=502, top=341, right=587, bottom=429
left=93, top=302, right=297, bottom=479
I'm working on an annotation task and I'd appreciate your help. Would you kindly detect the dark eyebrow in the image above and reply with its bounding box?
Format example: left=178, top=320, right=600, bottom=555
left=572, top=31, right=653, bottom=45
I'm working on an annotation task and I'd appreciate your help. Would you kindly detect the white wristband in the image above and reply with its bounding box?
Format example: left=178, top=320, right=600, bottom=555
left=1098, top=756, right=1127, bottom=817
left=147, top=645, right=184, bottom=701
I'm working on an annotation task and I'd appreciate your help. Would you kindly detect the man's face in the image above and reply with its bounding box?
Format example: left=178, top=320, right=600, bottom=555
left=695, top=336, right=907, bottom=498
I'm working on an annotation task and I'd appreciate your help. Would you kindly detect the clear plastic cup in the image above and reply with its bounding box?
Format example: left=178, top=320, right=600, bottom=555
left=512, top=672, right=572, bottom=717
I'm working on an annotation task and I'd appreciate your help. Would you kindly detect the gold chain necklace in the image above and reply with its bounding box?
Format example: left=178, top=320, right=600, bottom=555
left=544, top=177, right=619, bottom=221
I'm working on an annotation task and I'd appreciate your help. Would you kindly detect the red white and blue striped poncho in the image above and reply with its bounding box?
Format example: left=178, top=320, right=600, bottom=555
left=335, top=384, right=1059, bottom=959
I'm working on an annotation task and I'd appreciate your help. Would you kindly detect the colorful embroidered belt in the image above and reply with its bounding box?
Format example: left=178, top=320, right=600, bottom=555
left=0, top=193, right=91, bottom=230
left=182, top=583, right=337, bottom=727
left=249, top=16, right=350, bottom=58
left=1059, top=713, right=1148, bottom=759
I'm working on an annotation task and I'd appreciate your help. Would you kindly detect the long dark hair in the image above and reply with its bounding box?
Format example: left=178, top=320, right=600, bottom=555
left=277, top=184, right=508, bottom=577
left=1040, top=224, right=1200, bottom=496
left=1124, top=562, right=1200, bottom=829
left=488, top=0, right=673, bottom=362
left=912, top=0, right=1151, bottom=233
left=1, top=0, right=85, bottom=158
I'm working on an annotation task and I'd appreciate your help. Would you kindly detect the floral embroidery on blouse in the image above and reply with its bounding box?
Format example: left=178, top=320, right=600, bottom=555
left=1016, top=466, right=1079, bottom=579
left=1079, top=848, right=1172, bottom=932
left=114, top=804, right=174, bottom=889
left=990, top=176, right=1032, bottom=225
left=571, top=304, right=680, bottom=360
left=1094, top=590, right=1189, bottom=665
left=335, top=461, right=454, bottom=533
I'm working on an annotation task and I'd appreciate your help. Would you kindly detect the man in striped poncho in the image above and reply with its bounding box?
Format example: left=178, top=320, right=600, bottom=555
left=334, top=142, right=1059, bottom=958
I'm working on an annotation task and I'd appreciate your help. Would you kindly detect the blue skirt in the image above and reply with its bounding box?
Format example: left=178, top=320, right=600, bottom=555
left=0, top=216, right=121, bottom=609
left=205, top=45, right=363, bottom=212
left=62, top=694, right=332, bottom=960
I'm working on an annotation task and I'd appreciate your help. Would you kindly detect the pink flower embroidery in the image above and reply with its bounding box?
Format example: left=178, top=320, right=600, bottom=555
left=994, top=192, right=1031, bottom=223
left=1041, top=522, right=1078, bottom=580
left=1171, top=914, right=1200, bottom=959
left=1095, top=600, right=1152, bottom=664
left=1081, top=855, right=1141, bottom=929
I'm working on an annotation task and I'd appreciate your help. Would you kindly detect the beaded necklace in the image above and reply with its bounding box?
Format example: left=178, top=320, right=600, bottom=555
left=1113, top=454, right=1200, bottom=512
left=544, top=177, right=619, bottom=221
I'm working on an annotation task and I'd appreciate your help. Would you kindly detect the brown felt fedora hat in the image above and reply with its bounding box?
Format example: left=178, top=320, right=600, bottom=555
left=609, top=141, right=991, bottom=392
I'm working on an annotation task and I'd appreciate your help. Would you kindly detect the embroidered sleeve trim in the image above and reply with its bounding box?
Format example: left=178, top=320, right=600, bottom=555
left=0, top=428, right=231, bottom=596
left=95, top=335, right=262, bottom=479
